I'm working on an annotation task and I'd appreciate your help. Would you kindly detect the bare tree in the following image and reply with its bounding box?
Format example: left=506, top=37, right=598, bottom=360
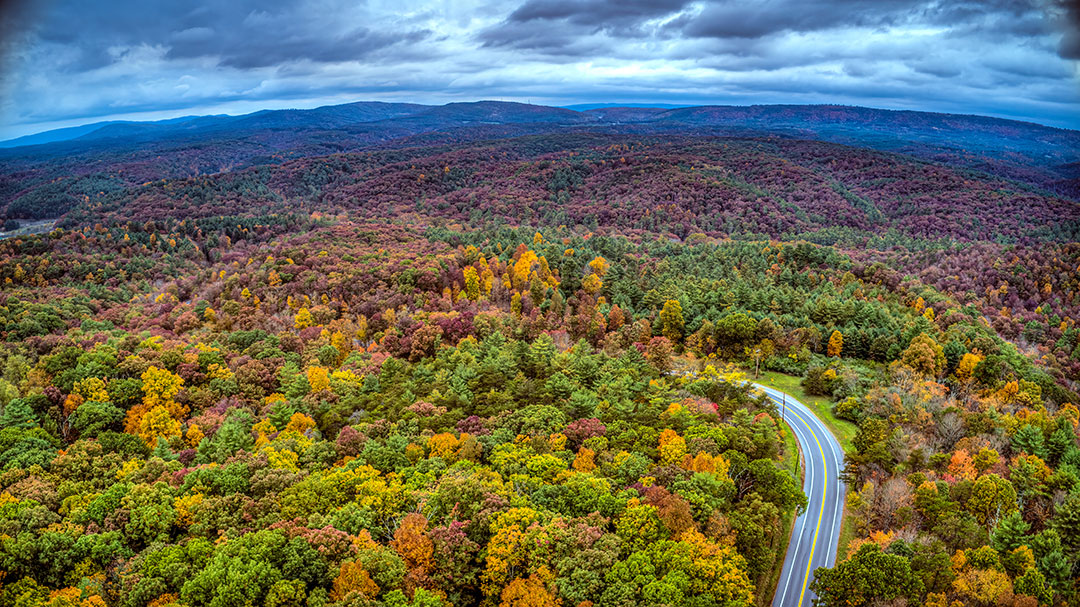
left=937, top=411, right=964, bottom=450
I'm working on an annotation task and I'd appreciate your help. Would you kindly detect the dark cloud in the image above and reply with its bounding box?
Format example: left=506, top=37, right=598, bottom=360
left=18, top=0, right=430, bottom=71
left=673, top=0, right=916, bottom=39
left=507, top=0, right=689, bottom=27
left=0, top=0, right=1077, bottom=137
left=480, top=0, right=692, bottom=49
left=1056, top=0, right=1080, bottom=57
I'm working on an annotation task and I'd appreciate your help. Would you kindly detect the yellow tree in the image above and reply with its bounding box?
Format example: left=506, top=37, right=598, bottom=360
left=294, top=307, right=314, bottom=329
left=581, top=273, right=602, bottom=295
left=331, top=331, right=350, bottom=364
left=512, top=250, right=539, bottom=291
left=659, top=429, right=687, bottom=466
left=186, top=424, right=205, bottom=448
left=141, top=366, right=184, bottom=408
left=138, top=405, right=181, bottom=447
left=356, top=315, right=369, bottom=343
left=956, top=352, right=984, bottom=382
left=828, top=330, right=843, bottom=358
left=74, top=377, right=109, bottom=402
left=464, top=266, right=482, bottom=300
left=588, top=256, right=609, bottom=277
left=127, top=366, right=186, bottom=434
left=499, top=575, right=561, bottom=607
left=307, top=367, right=330, bottom=392
left=659, top=300, right=685, bottom=343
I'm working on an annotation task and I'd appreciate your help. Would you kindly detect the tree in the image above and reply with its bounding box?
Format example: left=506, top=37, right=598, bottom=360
left=990, top=511, right=1031, bottom=555
left=810, top=543, right=922, bottom=606
left=646, top=336, right=674, bottom=372
left=900, top=333, right=945, bottom=377
left=499, top=575, right=561, bottom=607
left=139, top=362, right=183, bottom=406
left=827, top=330, right=843, bottom=358
left=138, top=405, right=181, bottom=447
left=1014, top=567, right=1052, bottom=606
left=392, top=513, right=434, bottom=592
left=1052, top=492, right=1080, bottom=555
left=463, top=266, right=481, bottom=300
left=659, top=299, right=685, bottom=343
left=602, top=534, right=754, bottom=607
left=956, top=351, right=984, bottom=383
left=1012, top=424, right=1048, bottom=460
left=70, top=400, right=124, bottom=437
left=581, top=273, right=602, bottom=295
left=967, top=474, right=1018, bottom=528
left=746, top=339, right=774, bottom=378
left=0, top=398, right=36, bottom=429
left=332, top=560, right=380, bottom=602
left=294, top=307, right=314, bottom=329
left=608, top=304, right=626, bottom=331
left=588, top=256, right=609, bottom=277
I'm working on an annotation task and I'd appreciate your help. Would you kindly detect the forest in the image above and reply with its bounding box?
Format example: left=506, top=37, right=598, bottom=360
left=0, top=124, right=1078, bottom=607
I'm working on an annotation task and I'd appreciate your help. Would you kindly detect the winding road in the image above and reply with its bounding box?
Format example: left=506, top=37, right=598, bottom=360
left=755, top=384, right=847, bottom=607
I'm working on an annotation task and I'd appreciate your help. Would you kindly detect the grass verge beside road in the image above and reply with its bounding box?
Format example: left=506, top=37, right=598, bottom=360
left=835, top=501, right=858, bottom=560
left=756, top=371, right=857, bottom=453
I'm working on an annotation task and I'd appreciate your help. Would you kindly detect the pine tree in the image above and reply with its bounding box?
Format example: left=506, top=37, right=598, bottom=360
left=990, top=511, right=1030, bottom=554
left=0, top=398, right=36, bottom=429
left=1052, top=492, right=1080, bottom=555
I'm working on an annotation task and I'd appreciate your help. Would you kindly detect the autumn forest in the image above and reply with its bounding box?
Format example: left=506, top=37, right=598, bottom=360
left=0, top=100, right=1079, bottom=607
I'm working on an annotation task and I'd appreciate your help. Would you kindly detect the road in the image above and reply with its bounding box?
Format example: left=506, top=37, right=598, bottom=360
left=756, top=383, right=847, bottom=607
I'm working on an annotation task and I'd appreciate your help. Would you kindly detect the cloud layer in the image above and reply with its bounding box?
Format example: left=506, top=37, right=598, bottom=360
left=1, top=0, right=1077, bottom=138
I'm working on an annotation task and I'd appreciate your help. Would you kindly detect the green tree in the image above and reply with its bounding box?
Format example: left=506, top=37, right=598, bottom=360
left=967, top=474, right=1018, bottom=528
left=0, top=398, right=36, bottom=429
left=1012, top=424, right=1048, bottom=459
left=990, top=511, right=1030, bottom=555
left=1051, top=492, right=1080, bottom=556
left=810, top=543, right=923, bottom=607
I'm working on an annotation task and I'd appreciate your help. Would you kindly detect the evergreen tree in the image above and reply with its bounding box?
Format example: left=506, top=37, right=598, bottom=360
left=0, top=398, right=36, bottom=429
left=991, top=511, right=1031, bottom=554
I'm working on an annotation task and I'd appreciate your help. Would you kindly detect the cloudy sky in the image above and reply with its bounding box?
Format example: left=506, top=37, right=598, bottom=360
left=1, top=0, right=1078, bottom=139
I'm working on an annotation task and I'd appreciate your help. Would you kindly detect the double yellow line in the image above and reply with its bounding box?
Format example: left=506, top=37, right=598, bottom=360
left=778, top=398, right=828, bottom=607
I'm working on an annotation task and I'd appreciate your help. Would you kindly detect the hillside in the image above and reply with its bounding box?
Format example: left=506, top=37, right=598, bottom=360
left=1, top=105, right=1079, bottom=607
left=3, top=102, right=1078, bottom=211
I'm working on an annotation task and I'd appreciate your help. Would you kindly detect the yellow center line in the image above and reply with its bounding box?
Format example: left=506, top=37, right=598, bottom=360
left=782, top=402, right=828, bottom=607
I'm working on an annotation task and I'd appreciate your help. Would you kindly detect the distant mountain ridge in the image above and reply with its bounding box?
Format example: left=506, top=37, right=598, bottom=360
left=5, top=100, right=1076, bottom=150
left=1, top=100, right=1078, bottom=216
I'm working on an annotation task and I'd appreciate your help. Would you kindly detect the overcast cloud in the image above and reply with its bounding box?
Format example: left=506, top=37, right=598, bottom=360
left=0, top=0, right=1077, bottom=139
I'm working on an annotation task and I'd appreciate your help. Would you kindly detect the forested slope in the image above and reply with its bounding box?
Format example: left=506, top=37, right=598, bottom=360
left=0, top=120, right=1078, bottom=607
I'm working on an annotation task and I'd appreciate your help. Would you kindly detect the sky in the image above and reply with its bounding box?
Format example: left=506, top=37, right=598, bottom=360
left=0, top=0, right=1078, bottom=140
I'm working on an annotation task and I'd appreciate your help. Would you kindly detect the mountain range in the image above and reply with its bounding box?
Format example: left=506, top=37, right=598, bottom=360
left=2, top=100, right=1078, bottom=222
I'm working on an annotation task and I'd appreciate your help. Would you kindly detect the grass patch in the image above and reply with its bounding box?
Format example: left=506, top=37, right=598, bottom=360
left=756, top=371, right=858, bottom=454
left=835, top=501, right=859, bottom=561
left=759, top=417, right=803, bottom=606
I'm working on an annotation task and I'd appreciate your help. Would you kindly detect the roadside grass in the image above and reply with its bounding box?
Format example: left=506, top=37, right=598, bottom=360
left=759, top=416, right=804, bottom=606
left=835, top=501, right=858, bottom=560
left=755, top=370, right=857, bottom=454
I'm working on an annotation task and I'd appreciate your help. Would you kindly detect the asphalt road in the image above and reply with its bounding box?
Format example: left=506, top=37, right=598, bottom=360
left=757, top=383, right=847, bottom=607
